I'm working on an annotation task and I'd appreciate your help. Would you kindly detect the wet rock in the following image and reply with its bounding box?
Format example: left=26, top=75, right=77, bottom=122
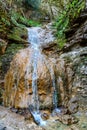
left=27, top=24, right=56, bottom=49
left=41, top=113, right=49, bottom=120
left=41, top=111, right=50, bottom=120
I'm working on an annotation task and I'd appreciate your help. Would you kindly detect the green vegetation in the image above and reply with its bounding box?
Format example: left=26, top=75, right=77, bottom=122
left=7, top=27, right=28, bottom=44
left=0, top=43, right=24, bottom=61
left=0, top=0, right=85, bottom=49
left=53, top=0, right=85, bottom=48
left=0, top=0, right=41, bottom=40
left=10, top=11, right=41, bottom=27
left=18, top=16, right=41, bottom=27
left=3, top=43, right=24, bottom=55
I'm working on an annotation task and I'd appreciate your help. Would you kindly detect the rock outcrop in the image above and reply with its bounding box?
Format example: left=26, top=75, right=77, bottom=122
left=60, top=6, right=87, bottom=111
left=3, top=47, right=66, bottom=109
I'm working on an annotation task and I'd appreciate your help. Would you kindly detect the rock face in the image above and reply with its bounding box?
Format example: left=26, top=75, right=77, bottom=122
left=40, top=0, right=69, bottom=19
left=3, top=47, right=65, bottom=108
left=23, top=0, right=69, bottom=20
left=61, top=7, right=87, bottom=111
left=4, top=44, right=87, bottom=111
left=60, top=47, right=87, bottom=111
left=3, top=25, right=66, bottom=109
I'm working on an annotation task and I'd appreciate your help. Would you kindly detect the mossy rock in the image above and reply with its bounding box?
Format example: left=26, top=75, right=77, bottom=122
left=1, top=42, right=24, bottom=105
left=0, top=43, right=25, bottom=79
left=7, top=27, right=28, bottom=45
left=0, top=39, right=7, bottom=55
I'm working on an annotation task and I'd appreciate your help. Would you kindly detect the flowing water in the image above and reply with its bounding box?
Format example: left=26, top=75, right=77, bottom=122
left=27, top=26, right=59, bottom=125
left=28, top=28, right=40, bottom=113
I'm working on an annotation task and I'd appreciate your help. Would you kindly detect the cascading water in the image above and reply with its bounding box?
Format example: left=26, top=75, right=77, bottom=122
left=26, top=26, right=60, bottom=125
left=28, top=28, right=40, bottom=112
left=27, top=27, right=46, bottom=126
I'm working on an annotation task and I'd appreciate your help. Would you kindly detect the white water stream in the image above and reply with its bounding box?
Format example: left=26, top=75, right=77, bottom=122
left=27, top=26, right=59, bottom=125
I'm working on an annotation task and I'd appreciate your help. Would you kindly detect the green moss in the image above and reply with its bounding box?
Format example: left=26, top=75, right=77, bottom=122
left=0, top=1, right=41, bottom=41
left=18, top=16, right=41, bottom=27
left=0, top=43, right=24, bottom=77
left=0, top=43, right=24, bottom=103
left=10, top=11, right=41, bottom=27
left=0, top=43, right=24, bottom=62
left=6, top=43, right=24, bottom=54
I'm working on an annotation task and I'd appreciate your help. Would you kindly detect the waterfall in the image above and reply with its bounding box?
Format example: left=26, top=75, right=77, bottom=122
left=27, top=27, right=47, bottom=126
left=26, top=26, right=59, bottom=125
left=28, top=28, right=40, bottom=112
